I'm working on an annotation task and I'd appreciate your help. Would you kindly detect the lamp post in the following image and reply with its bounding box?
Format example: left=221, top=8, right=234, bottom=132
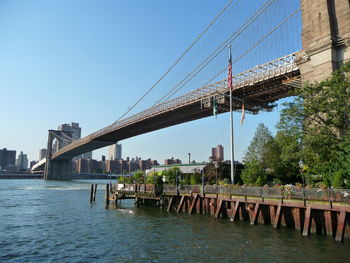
left=298, top=160, right=306, bottom=206
left=298, top=160, right=305, bottom=187
left=176, top=169, right=179, bottom=196
left=215, top=162, right=219, bottom=198
left=201, top=168, right=205, bottom=196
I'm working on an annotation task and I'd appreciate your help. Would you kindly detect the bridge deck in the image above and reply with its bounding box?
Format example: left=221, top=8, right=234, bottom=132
left=52, top=53, right=301, bottom=160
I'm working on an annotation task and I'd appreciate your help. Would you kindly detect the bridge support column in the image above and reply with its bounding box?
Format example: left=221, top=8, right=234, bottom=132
left=297, top=0, right=350, bottom=83
left=44, top=159, right=72, bottom=180
left=44, top=130, right=72, bottom=180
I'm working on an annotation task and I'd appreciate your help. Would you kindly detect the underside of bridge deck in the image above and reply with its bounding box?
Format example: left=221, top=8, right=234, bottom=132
left=51, top=69, right=300, bottom=161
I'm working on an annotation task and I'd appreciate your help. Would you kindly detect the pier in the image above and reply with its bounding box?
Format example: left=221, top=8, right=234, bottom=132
left=105, top=183, right=350, bottom=242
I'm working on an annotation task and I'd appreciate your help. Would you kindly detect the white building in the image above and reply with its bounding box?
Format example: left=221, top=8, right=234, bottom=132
left=39, top=148, right=47, bottom=160
left=108, top=143, right=122, bottom=160
left=16, top=151, right=28, bottom=170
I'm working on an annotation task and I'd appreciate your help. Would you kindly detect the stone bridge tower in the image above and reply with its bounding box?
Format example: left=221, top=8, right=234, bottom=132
left=297, top=0, right=350, bottom=82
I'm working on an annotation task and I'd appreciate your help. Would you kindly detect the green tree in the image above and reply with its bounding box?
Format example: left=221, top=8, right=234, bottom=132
left=278, top=61, right=350, bottom=188
left=146, top=171, right=163, bottom=185
left=244, top=123, right=273, bottom=163
left=163, top=166, right=181, bottom=185
left=241, top=160, right=267, bottom=186
left=261, top=131, right=301, bottom=184
left=133, top=170, right=145, bottom=184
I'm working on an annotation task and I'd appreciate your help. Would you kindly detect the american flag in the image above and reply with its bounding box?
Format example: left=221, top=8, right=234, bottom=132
left=228, top=46, right=232, bottom=91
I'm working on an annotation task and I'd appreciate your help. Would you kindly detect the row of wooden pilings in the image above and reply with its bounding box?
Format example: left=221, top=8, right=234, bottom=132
left=103, top=184, right=349, bottom=243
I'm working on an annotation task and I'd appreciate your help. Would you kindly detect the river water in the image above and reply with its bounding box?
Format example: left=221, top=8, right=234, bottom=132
left=0, top=179, right=349, bottom=263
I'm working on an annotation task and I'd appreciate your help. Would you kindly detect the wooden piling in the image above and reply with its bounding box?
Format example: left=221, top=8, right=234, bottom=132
left=215, top=199, right=223, bottom=218
left=303, top=207, right=312, bottom=236
left=105, top=184, right=110, bottom=206
left=250, top=203, right=260, bottom=225
left=335, top=211, right=346, bottom=242
left=189, top=194, right=199, bottom=215
left=90, top=184, right=94, bottom=203
left=93, top=184, right=97, bottom=202
left=231, top=201, right=240, bottom=221
left=177, top=195, right=185, bottom=213
left=167, top=196, right=174, bottom=212
left=273, top=205, right=282, bottom=228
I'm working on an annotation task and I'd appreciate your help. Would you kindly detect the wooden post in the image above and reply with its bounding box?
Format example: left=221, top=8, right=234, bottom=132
left=167, top=196, right=174, bottom=212
left=93, top=184, right=97, bottom=202
left=335, top=211, right=347, bottom=242
left=105, top=184, right=110, bottom=206
left=294, top=208, right=302, bottom=231
left=273, top=205, right=282, bottom=228
left=303, top=207, right=312, bottom=236
left=215, top=199, right=223, bottom=218
left=250, top=203, right=260, bottom=225
left=231, top=201, right=240, bottom=221
left=189, top=194, right=199, bottom=214
left=90, top=184, right=94, bottom=203
left=177, top=196, right=185, bottom=213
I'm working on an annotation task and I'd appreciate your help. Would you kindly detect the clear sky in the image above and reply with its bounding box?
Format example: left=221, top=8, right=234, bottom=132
left=0, top=0, right=301, bottom=164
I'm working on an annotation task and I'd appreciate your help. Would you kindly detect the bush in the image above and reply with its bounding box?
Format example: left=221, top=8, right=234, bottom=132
left=241, top=161, right=266, bottom=186
left=190, top=174, right=201, bottom=185
left=133, top=170, right=145, bottom=184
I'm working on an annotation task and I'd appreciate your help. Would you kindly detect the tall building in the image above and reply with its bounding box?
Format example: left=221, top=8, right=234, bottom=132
left=16, top=151, right=28, bottom=170
left=39, top=148, right=47, bottom=160
left=211, top=145, right=224, bottom=162
left=108, top=143, right=122, bottom=160
left=0, top=148, right=16, bottom=170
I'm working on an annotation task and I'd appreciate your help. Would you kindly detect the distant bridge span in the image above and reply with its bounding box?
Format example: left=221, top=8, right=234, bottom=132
left=52, top=53, right=300, bottom=161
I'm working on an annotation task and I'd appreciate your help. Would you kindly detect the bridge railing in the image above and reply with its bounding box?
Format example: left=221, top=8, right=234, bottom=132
left=115, top=183, right=350, bottom=203
left=85, top=53, right=299, bottom=141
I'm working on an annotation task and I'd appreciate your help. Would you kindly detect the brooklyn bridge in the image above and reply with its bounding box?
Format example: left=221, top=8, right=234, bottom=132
left=31, top=0, right=350, bottom=179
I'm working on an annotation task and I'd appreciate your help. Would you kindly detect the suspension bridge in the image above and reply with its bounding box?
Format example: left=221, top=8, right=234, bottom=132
left=31, top=0, right=350, bottom=179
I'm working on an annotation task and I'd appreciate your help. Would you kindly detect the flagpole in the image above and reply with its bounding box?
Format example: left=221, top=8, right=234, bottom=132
left=228, top=45, right=235, bottom=185
left=230, top=79, right=235, bottom=184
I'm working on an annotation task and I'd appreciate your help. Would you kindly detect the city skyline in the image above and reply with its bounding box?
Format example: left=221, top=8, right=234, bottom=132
left=0, top=0, right=291, bottom=165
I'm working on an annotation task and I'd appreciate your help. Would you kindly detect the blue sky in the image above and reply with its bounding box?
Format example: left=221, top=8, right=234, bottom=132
left=0, top=0, right=301, bottom=164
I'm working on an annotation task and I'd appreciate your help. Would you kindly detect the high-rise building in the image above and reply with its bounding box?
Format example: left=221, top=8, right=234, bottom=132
left=0, top=148, right=16, bottom=170
left=108, top=143, right=122, bottom=160
left=16, top=151, right=28, bottom=170
left=39, top=148, right=47, bottom=160
left=211, top=145, right=224, bottom=162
